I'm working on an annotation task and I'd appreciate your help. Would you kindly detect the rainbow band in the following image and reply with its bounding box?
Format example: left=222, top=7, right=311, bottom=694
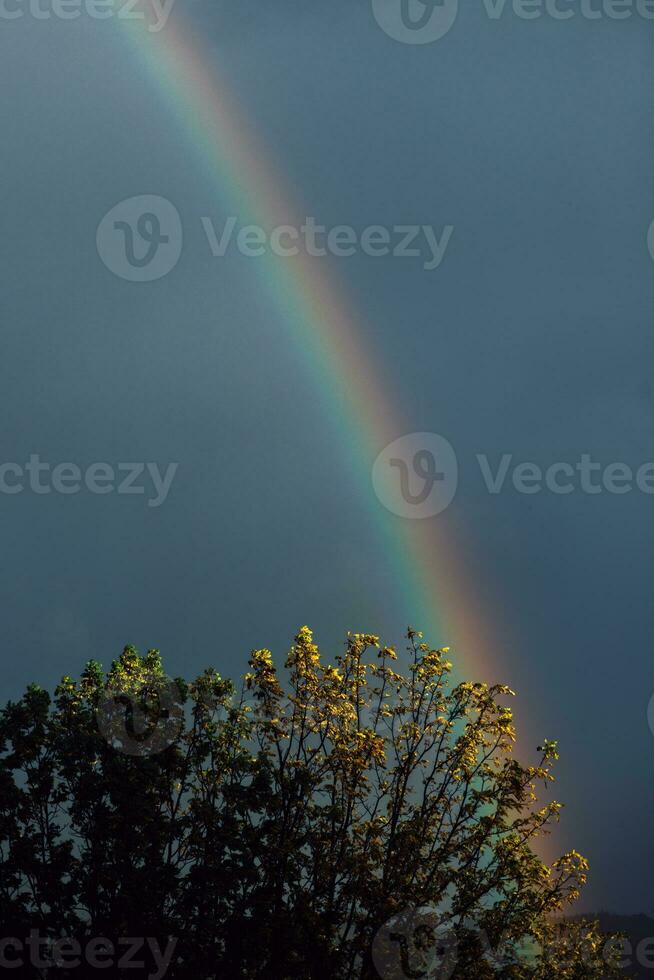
left=120, top=11, right=511, bottom=703
left=114, top=14, right=563, bottom=863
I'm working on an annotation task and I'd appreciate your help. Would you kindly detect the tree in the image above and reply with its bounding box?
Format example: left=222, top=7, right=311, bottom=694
left=0, top=628, right=626, bottom=978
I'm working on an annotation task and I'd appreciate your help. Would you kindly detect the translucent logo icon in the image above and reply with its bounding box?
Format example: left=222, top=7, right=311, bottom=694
left=647, top=692, right=654, bottom=738
left=372, top=907, right=458, bottom=980
left=372, top=433, right=458, bottom=519
left=372, top=0, right=459, bottom=44
left=96, top=195, right=182, bottom=282
left=96, top=672, right=185, bottom=757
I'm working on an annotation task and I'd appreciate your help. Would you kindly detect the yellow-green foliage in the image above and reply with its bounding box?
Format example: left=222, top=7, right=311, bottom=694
left=0, top=628, right=624, bottom=979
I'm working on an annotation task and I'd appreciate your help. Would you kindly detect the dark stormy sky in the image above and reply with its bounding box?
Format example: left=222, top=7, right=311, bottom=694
left=1, top=0, right=653, bottom=913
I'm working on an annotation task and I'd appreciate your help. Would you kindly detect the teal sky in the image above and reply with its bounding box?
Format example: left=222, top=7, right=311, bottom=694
left=1, top=0, right=654, bottom=913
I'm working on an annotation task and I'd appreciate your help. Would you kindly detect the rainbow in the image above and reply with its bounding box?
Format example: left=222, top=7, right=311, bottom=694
left=112, top=4, right=566, bottom=866
left=119, top=10, right=512, bottom=704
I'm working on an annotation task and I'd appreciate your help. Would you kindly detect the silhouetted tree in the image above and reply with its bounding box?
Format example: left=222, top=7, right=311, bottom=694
left=0, top=629, right=626, bottom=978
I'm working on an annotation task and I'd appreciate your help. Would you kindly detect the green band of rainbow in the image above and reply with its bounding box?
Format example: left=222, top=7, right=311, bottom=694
left=117, top=11, right=518, bottom=697
left=112, top=10, right=562, bottom=864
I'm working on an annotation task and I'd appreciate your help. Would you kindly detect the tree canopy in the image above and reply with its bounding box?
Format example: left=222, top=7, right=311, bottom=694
left=0, top=628, right=626, bottom=978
